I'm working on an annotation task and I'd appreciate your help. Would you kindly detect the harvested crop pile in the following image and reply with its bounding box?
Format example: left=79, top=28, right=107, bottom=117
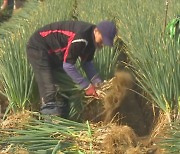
left=103, top=71, right=133, bottom=123
left=93, top=124, right=157, bottom=154
left=83, top=71, right=148, bottom=136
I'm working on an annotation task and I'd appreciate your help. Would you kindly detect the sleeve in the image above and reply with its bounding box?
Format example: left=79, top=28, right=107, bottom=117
left=81, top=61, right=102, bottom=85
left=63, top=63, right=90, bottom=89
left=81, top=48, right=95, bottom=62
left=63, top=35, right=90, bottom=89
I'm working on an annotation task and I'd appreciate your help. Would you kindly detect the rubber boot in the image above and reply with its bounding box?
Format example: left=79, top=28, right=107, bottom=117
left=40, top=101, right=69, bottom=118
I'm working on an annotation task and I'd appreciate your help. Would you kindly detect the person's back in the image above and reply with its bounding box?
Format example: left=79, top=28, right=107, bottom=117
left=28, top=21, right=95, bottom=51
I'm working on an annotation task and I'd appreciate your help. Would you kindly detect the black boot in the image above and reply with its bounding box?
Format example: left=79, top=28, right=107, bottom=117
left=40, top=101, right=69, bottom=118
left=56, top=100, right=69, bottom=118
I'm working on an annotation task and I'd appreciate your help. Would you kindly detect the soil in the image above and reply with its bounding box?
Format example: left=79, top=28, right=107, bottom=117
left=0, top=96, right=8, bottom=119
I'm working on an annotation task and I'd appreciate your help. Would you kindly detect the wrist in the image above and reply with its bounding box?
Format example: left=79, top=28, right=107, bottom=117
left=91, top=74, right=102, bottom=85
left=79, top=80, right=90, bottom=89
left=84, top=84, right=92, bottom=90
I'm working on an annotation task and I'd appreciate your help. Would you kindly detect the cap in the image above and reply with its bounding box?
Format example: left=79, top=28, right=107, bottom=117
left=97, top=21, right=117, bottom=46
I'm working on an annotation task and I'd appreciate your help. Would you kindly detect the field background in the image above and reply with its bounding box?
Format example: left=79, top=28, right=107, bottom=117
left=0, top=0, right=179, bottom=153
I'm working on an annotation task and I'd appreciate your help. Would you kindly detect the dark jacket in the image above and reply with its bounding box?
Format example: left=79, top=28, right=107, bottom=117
left=28, top=20, right=96, bottom=64
left=27, top=21, right=101, bottom=89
